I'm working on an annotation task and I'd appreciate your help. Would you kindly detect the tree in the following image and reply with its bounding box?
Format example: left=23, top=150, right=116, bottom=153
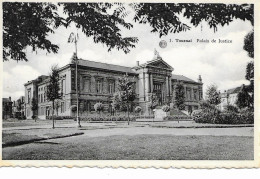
left=236, top=30, right=254, bottom=110
left=3, top=2, right=65, bottom=61
left=243, top=31, right=254, bottom=58
left=132, top=3, right=253, bottom=37
left=3, top=3, right=253, bottom=62
left=175, top=82, right=185, bottom=110
left=46, top=65, right=62, bottom=128
left=16, top=99, right=22, bottom=112
left=236, top=85, right=252, bottom=109
left=54, top=100, right=60, bottom=116
left=31, top=97, right=38, bottom=122
left=117, top=74, right=136, bottom=125
left=206, top=85, right=221, bottom=106
left=111, top=91, right=121, bottom=115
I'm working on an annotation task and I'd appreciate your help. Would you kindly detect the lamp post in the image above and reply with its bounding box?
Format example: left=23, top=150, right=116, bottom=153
left=68, top=32, right=81, bottom=127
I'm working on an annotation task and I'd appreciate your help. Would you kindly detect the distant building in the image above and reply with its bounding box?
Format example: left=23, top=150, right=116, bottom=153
left=12, top=96, right=25, bottom=118
left=2, top=97, right=13, bottom=119
left=24, top=51, right=203, bottom=119
left=219, top=85, right=244, bottom=111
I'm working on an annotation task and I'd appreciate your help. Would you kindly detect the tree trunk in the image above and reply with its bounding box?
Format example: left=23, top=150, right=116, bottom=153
left=127, top=103, right=129, bottom=125
left=52, top=100, right=55, bottom=129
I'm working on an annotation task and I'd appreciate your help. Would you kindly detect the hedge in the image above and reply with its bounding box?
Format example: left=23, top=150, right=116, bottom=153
left=193, top=110, right=253, bottom=124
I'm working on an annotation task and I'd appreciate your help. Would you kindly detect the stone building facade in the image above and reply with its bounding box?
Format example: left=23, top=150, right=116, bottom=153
left=24, top=52, right=203, bottom=119
left=219, top=85, right=245, bottom=111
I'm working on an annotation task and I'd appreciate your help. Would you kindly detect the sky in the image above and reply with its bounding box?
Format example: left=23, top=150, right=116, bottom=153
left=2, top=4, right=253, bottom=101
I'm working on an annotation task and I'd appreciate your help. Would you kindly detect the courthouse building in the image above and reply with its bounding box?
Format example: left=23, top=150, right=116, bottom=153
left=24, top=51, right=203, bottom=119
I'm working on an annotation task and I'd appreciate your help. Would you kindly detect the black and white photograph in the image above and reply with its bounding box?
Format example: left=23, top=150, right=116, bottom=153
left=1, top=0, right=257, bottom=167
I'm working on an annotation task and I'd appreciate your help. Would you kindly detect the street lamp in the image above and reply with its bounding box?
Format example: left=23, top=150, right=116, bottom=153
left=68, top=32, right=81, bottom=127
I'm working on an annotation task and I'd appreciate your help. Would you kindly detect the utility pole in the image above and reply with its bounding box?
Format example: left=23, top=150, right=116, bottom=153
left=68, top=32, right=81, bottom=127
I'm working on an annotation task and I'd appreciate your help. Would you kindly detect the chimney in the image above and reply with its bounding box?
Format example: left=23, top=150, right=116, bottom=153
left=9, top=96, right=11, bottom=102
left=198, top=75, right=202, bottom=83
left=136, top=61, right=139, bottom=66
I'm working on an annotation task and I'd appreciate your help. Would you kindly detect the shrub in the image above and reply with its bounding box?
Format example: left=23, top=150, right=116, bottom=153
left=134, top=106, right=142, bottom=113
left=225, top=105, right=239, bottom=113
left=193, top=107, right=254, bottom=124
left=80, top=116, right=136, bottom=122
left=179, top=104, right=186, bottom=110
left=94, top=103, right=104, bottom=113
left=162, top=105, right=170, bottom=112
left=46, top=115, right=64, bottom=120
left=163, top=115, right=192, bottom=121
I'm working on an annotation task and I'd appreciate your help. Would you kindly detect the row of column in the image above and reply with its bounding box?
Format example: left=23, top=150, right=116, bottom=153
left=182, top=85, right=199, bottom=101
left=145, top=73, right=172, bottom=96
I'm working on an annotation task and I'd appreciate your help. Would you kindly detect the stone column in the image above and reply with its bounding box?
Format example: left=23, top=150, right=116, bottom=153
left=169, top=77, right=172, bottom=95
left=183, top=85, right=187, bottom=100
left=191, top=87, right=194, bottom=101
left=145, top=73, right=150, bottom=97
left=166, top=76, right=169, bottom=97
left=103, top=78, right=108, bottom=94
left=150, top=73, right=153, bottom=93
left=91, top=76, right=95, bottom=93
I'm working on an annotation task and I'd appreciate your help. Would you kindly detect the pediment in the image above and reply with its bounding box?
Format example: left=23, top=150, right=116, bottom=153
left=147, top=59, right=173, bottom=70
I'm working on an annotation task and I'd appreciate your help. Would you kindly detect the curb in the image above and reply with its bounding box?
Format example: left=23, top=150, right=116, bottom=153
left=2, top=132, right=84, bottom=148
left=150, top=125, right=254, bottom=129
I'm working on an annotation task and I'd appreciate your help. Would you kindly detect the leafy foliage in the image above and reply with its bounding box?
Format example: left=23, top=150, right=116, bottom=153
left=205, top=84, right=221, bottom=105
left=46, top=65, right=62, bottom=128
left=117, top=74, right=136, bottom=103
left=46, top=65, right=62, bottom=102
left=243, top=31, right=254, bottom=58
left=175, top=82, right=185, bottom=110
left=31, top=97, right=38, bottom=112
left=225, top=104, right=239, bottom=113
left=236, top=85, right=252, bottom=109
left=3, top=2, right=64, bottom=61
left=194, top=100, right=253, bottom=124
left=132, top=3, right=253, bottom=37
left=3, top=3, right=254, bottom=61
left=61, top=3, right=139, bottom=54
left=134, top=106, right=142, bottom=113
left=94, top=102, right=104, bottom=113
left=113, top=74, right=136, bottom=124
left=162, top=105, right=170, bottom=112
left=147, top=93, right=158, bottom=110
left=16, top=99, right=22, bottom=112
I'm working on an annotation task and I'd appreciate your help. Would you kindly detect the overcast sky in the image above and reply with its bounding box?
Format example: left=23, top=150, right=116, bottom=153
left=3, top=5, right=253, bottom=100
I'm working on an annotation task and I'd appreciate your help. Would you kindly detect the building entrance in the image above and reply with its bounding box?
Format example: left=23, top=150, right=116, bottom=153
left=153, top=83, right=162, bottom=105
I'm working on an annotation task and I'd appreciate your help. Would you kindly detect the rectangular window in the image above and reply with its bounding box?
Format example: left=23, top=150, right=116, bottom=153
left=96, top=80, right=103, bottom=93
left=41, top=94, right=43, bottom=103
left=108, top=81, right=115, bottom=94
left=28, top=90, right=31, bottom=103
left=84, top=78, right=90, bottom=92
left=194, top=90, right=197, bottom=100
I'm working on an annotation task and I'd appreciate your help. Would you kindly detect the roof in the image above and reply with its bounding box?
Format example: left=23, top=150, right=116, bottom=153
left=227, top=87, right=242, bottom=94
left=2, top=98, right=12, bottom=103
left=78, top=59, right=138, bottom=74
left=171, top=74, right=201, bottom=84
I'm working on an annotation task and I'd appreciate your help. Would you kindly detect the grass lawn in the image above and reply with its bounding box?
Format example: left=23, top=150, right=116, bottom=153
left=2, top=128, right=84, bottom=147
left=2, top=134, right=253, bottom=160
